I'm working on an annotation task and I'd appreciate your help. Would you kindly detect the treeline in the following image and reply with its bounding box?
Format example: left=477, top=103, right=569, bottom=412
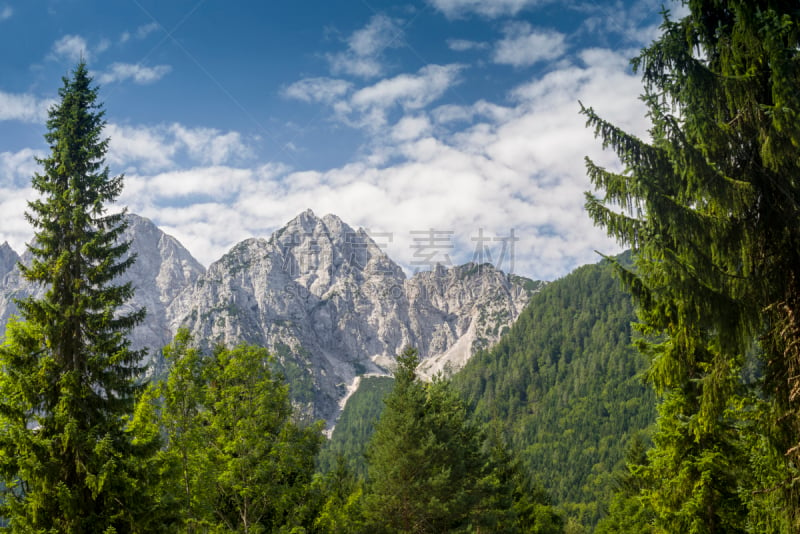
left=131, top=338, right=566, bottom=533
left=322, top=255, right=656, bottom=532
left=453, top=255, right=655, bottom=529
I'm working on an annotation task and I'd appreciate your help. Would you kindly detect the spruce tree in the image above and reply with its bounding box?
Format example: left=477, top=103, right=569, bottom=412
left=363, top=347, right=485, bottom=533
left=0, top=62, right=154, bottom=532
left=582, top=1, right=799, bottom=530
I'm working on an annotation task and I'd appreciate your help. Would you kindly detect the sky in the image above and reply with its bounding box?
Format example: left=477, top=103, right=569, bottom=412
left=0, top=0, right=687, bottom=281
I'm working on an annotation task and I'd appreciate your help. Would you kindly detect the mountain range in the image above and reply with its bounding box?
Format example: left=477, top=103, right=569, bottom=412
left=0, top=210, right=541, bottom=423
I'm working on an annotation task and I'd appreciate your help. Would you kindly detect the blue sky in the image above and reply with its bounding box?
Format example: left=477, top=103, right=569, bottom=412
left=0, top=0, right=686, bottom=280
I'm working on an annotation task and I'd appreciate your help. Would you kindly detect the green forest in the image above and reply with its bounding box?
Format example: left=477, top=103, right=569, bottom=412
left=1, top=1, right=799, bottom=532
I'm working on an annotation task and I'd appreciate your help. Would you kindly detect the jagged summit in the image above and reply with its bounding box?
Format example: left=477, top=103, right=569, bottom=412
left=0, top=214, right=204, bottom=360
left=0, top=242, right=19, bottom=281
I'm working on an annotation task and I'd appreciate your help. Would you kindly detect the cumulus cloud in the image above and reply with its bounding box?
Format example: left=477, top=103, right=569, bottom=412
left=351, top=64, right=462, bottom=111
left=170, top=125, right=252, bottom=165
left=5, top=49, right=651, bottom=280
left=0, top=5, right=13, bottom=21
left=0, top=149, right=41, bottom=251
left=428, top=0, right=549, bottom=18
left=447, top=39, right=489, bottom=52
left=327, top=14, right=404, bottom=78
left=493, top=22, right=566, bottom=67
left=106, top=123, right=252, bottom=173
left=391, top=115, right=432, bottom=141
left=286, top=64, right=463, bottom=131
left=340, top=64, right=463, bottom=129
left=0, top=149, right=42, bottom=186
left=52, top=34, right=91, bottom=62
left=0, top=91, right=54, bottom=123
left=98, top=63, right=172, bottom=85
left=283, top=77, right=352, bottom=104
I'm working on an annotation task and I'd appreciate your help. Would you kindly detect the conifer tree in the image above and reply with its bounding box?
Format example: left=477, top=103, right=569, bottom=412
left=583, top=1, right=799, bottom=530
left=0, top=62, right=154, bottom=532
left=142, top=331, right=324, bottom=533
left=363, top=347, right=486, bottom=533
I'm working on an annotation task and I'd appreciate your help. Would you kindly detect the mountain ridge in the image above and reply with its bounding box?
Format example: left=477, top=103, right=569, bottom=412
left=0, top=210, right=540, bottom=423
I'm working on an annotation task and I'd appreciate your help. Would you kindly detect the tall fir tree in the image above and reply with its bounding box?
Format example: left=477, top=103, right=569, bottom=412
left=582, top=1, right=799, bottom=531
left=364, top=347, right=526, bottom=533
left=363, top=347, right=481, bottom=533
left=0, top=62, right=155, bottom=532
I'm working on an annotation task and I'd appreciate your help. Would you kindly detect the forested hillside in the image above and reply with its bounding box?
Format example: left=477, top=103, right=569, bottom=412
left=324, top=255, right=656, bottom=530
left=452, top=255, right=655, bottom=528
left=319, top=376, right=394, bottom=477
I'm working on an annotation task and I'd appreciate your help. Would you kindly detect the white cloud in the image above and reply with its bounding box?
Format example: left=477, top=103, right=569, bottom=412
left=106, top=124, right=177, bottom=172
left=0, top=149, right=42, bottom=186
left=0, top=91, right=54, bottom=123
left=579, top=0, right=688, bottom=47
left=327, top=15, right=404, bottom=78
left=119, top=22, right=160, bottom=45
left=106, top=123, right=252, bottom=173
left=95, top=38, right=111, bottom=55
left=288, top=64, right=464, bottom=132
left=98, top=63, right=172, bottom=85
left=428, top=0, right=548, bottom=18
left=391, top=115, right=432, bottom=141
left=170, top=125, right=251, bottom=165
left=50, top=33, right=115, bottom=63
left=139, top=166, right=253, bottom=200
left=344, top=64, right=463, bottom=128
left=283, top=77, right=352, bottom=103
left=0, top=185, right=34, bottom=254
left=447, top=39, right=489, bottom=52
left=52, top=34, right=90, bottom=62
left=136, top=22, right=160, bottom=39
left=0, top=149, right=41, bottom=252
left=0, top=5, right=13, bottom=21
left=493, top=22, right=566, bottom=67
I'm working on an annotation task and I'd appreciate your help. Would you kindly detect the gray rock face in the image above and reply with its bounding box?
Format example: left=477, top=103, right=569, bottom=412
left=119, top=214, right=206, bottom=371
left=167, top=210, right=541, bottom=422
left=0, top=210, right=541, bottom=424
left=0, top=242, right=25, bottom=329
left=0, top=242, right=18, bottom=281
left=0, top=215, right=205, bottom=365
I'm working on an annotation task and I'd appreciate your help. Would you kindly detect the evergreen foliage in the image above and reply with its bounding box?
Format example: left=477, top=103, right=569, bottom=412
left=363, top=347, right=483, bottom=532
left=363, top=347, right=564, bottom=533
left=582, top=1, right=800, bottom=530
left=318, top=376, right=394, bottom=477
left=0, top=62, right=156, bottom=532
left=452, top=256, right=655, bottom=528
left=138, top=330, right=324, bottom=533
left=594, top=434, right=656, bottom=534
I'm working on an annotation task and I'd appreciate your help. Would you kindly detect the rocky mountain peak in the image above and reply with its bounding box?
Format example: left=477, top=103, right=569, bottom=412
left=266, top=211, right=403, bottom=294
left=166, top=210, right=542, bottom=422
left=0, top=242, right=19, bottom=281
left=0, top=214, right=204, bottom=362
